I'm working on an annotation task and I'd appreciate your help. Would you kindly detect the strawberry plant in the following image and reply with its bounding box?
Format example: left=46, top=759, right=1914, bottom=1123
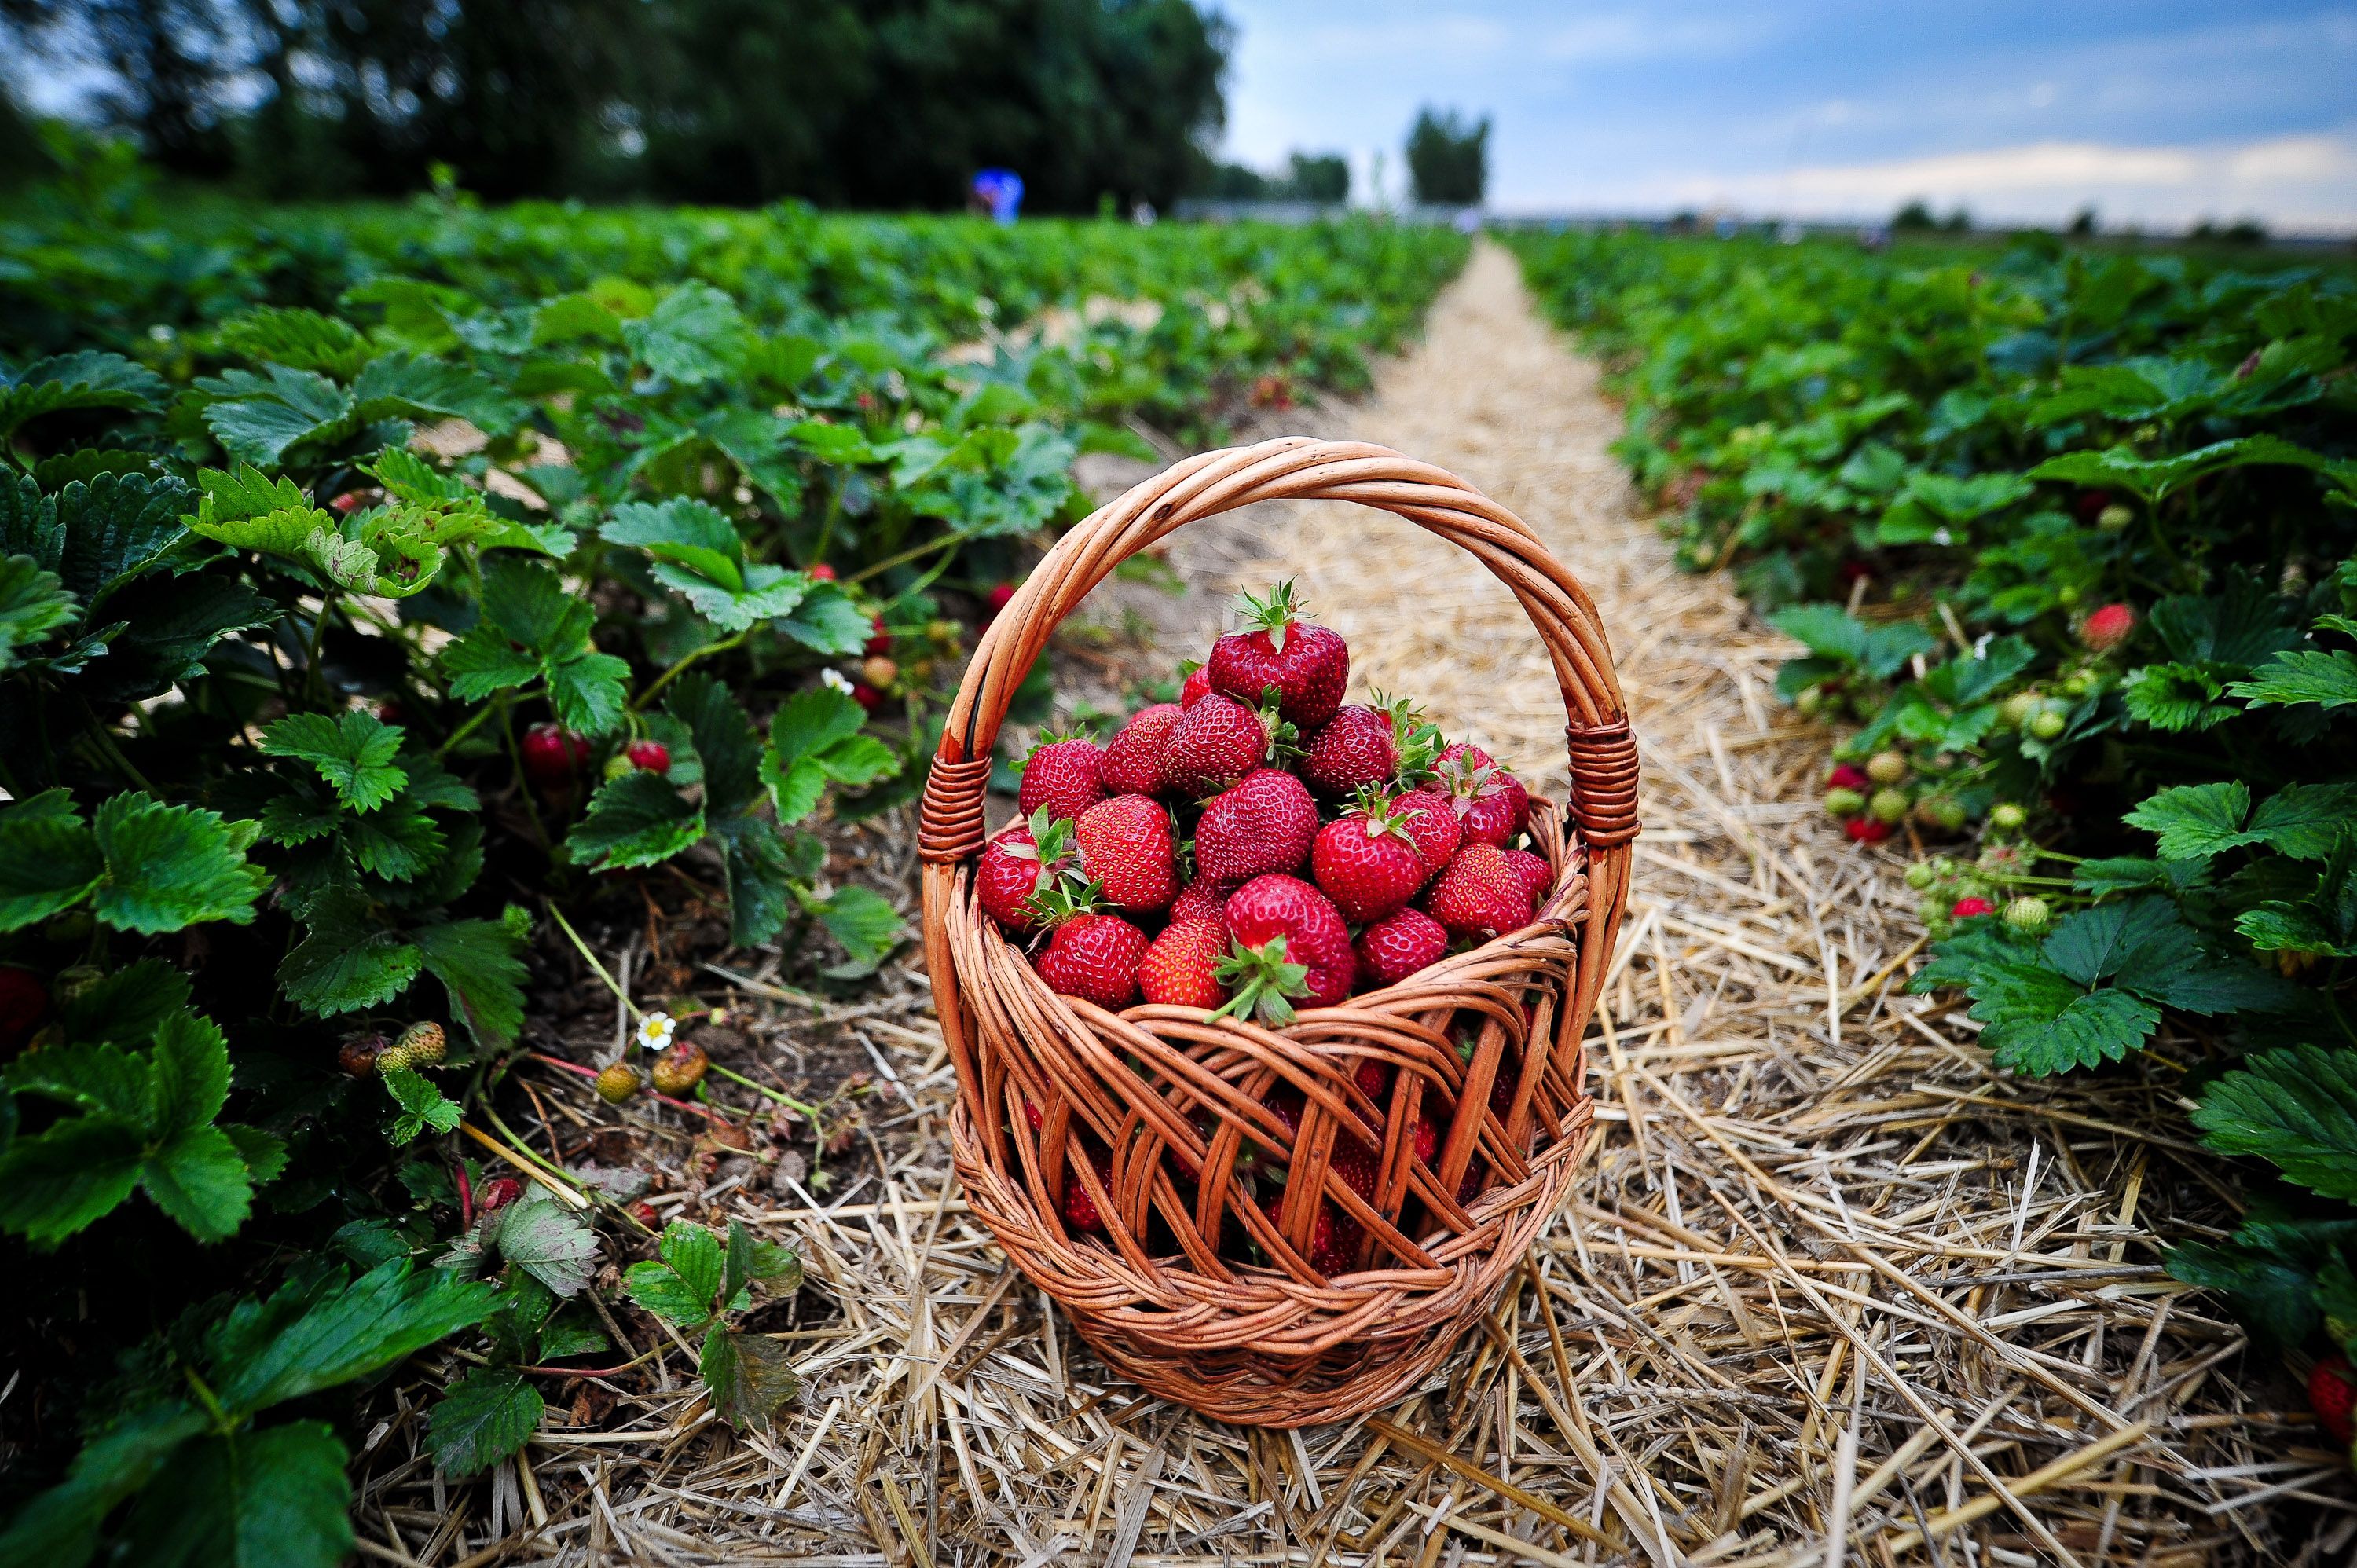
left=1512, top=225, right=2357, bottom=1444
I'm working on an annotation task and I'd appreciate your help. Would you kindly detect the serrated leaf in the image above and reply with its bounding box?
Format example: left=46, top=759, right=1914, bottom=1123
left=351, top=352, right=527, bottom=434
left=1989, top=983, right=2161, bottom=1075
left=217, top=306, right=374, bottom=379
left=478, top=1187, right=598, bottom=1297
left=775, top=580, right=872, bottom=654
left=52, top=471, right=195, bottom=606
left=0, top=350, right=169, bottom=439
left=415, top=918, right=527, bottom=1049
left=90, top=793, right=268, bottom=934
left=0, top=788, right=103, bottom=929
left=441, top=557, right=628, bottom=736
left=763, top=684, right=897, bottom=825
left=141, top=1123, right=255, bottom=1243
left=623, top=1259, right=713, bottom=1328
left=0, top=1400, right=209, bottom=1566
left=427, top=1368, right=544, bottom=1477
left=0, top=1115, right=145, bottom=1245
left=57, top=959, right=194, bottom=1046
left=2165, top=1240, right=2321, bottom=1346
left=79, top=573, right=272, bottom=702
left=2122, top=782, right=2252, bottom=860
left=566, top=771, right=705, bottom=870
left=278, top=892, right=423, bottom=1016
left=195, top=364, right=356, bottom=465
left=2230, top=648, right=2357, bottom=709
left=213, top=1257, right=496, bottom=1412
left=669, top=672, right=764, bottom=816
left=808, top=885, right=904, bottom=976
left=148, top=1007, right=230, bottom=1135
left=383, top=1067, right=462, bottom=1145
left=622, top=284, right=743, bottom=384
left=2246, top=783, right=2357, bottom=861
left=710, top=815, right=798, bottom=947
left=258, top=710, right=409, bottom=812
left=2190, top=1046, right=2357, bottom=1200
left=0, top=552, right=80, bottom=669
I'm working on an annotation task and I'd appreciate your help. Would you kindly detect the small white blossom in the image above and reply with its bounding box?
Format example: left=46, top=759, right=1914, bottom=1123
left=635, top=1010, right=676, bottom=1051
left=820, top=668, right=855, bottom=694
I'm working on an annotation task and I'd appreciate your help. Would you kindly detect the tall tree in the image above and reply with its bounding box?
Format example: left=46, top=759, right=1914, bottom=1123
left=1405, top=106, right=1487, bottom=207
left=0, top=0, right=248, bottom=175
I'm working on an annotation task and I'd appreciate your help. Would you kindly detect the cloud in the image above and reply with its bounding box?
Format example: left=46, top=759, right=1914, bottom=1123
left=1539, top=11, right=1769, bottom=64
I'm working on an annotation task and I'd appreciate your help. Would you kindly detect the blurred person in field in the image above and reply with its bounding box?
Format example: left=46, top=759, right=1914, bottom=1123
left=970, top=169, right=1025, bottom=224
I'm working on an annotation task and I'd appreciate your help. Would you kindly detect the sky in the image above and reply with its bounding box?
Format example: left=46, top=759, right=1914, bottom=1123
left=1212, top=1, right=2357, bottom=233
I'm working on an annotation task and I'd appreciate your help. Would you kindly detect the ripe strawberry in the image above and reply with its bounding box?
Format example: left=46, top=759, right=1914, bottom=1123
left=864, top=615, right=893, bottom=657
left=808, top=562, right=837, bottom=581
left=1329, top=1138, right=1381, bottom=1203
left=1196, top=768, right=1318, bottom=885
left=977, top=810, right=1078, bottom=932
left=476, top=1177, right=523, bottom=1213
left=852, top=683, right=885, bottom=713
left=1310, top=798, right=1426, bottom=922
left=1435, top=742, right=1530, bottom=847
left=1102, top=703, right=1183, bottom=795
left=1139, top=919, right=1232, bottom=1009
left=1424, top=843, right=1535, bottom=940
left=1951, top=896, right=1996, bottom=919
left=1208, top=581, right=1350, bottom=728
left=522, top=723, right=583, bottom=785
left=2310, top=1354, right=2355, bottom=1445
left=625, top=738, right=671, bottom=775
left=1412, top=1113, right=1442, bottom=1163
left=1501, top=848, right=1554, bottom=903
left=1260, top=1190, right=1362, bottom=1275
left=1076, top=793, right=1178, bottom=911
left=1179, top=663, right=1212, bottom=708
left=984, top=581, right=1018, bottom=621
left=1844, top=816, right=1893, bottom=843
left=1827, top=762, right=1871, bottom=791
left=2080, top=603, right=2137, bottom=654
left=1161, top=693, right=1269, bottom=796
left=1063, top=1147, right=1113, bottom=1233
left=1033, top=907, right=1149, bottom=1009
left=1019, top=733, right=1106, bottom=822
left=1392, top=787, right=1462, bottom=877
left=1299, top=704, right=1398, bottom=796
left=1218, top=874, right=1354, bottom=1020
left=1354, top=907, right=1449, bottom=988
left=1169, top=879, right=1235, bottom=931
left=1354, top=1059, right=1393, bottom=1101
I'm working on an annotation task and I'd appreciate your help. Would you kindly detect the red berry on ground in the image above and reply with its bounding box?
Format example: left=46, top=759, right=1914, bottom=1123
left=1827, top=763, right=1871, bottom=791
left=1075, top=793, right=1178, bottom=912
left=1951, top=896, right=1996, bottom=919
left=1197, top=768, right=1318, bottom=885
left=1844, top=816, right=1893, bottom=843
left=1138, top=919, right=1232, bottom=1009
left=1019, top=735, right=1107, bottom=823
left=1102, top=702, right=1183, bottom=796
left=1299, top=704, right=1399, bottom=796
left=1424, top=843, right=1536, bottom=940
left=625, top=739, right=671, bottom=775
left=1160, top=693, right=1269, bottom=797
left=1208, top=582, right=1350, bottom=729
left=1034, top=912, right=1149, bottom=1009
left=477, top=1178, right=523, bottom=1213
left=2310, top=1354, right=2355, bottom=1445
left=1355, top=908, right=1449, bottom=989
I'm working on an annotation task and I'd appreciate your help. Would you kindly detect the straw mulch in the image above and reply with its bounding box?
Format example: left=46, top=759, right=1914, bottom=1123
left=350, top=243, right=2350, bottom=1567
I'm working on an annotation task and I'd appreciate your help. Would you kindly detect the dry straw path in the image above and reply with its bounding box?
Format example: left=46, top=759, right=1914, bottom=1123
left=394, top=245, right=2347, bottom=1566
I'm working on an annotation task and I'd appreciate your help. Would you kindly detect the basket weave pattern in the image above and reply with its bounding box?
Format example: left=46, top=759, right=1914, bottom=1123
left=918, top=438, right=1637, bottom=1425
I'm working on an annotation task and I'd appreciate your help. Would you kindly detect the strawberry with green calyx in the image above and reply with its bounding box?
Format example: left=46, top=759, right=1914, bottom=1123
left=1208, top=581, right=1351, bottom=729
left=2002, top=896, right=2051, bottom=934
left=1102, top=702, right=1183, bottom=796
left=1028, top=882, right=1149, bottom=1008
left=1161, top=692, right=1270, bottom=796
left=1076, top=793, right=1179, bottom=911
left=1299, top=702, right=1402, bottom=796
left=1391, top=713, right=1449, bottom=789
left=1391, top=787, right=1462, bottom=878
left=1018, top=731, right=1106, bottom=823
left=1139, top=919, right=1232, bottom=1009
left=1434, top=742, right=1530, bottom=847
left=978, top=808, right=1080, bottom=933
left=376, top=1020, right=446, bottom=1073
left=626, top=738, right=671, bottom=775
left=1179, top=661, right=1212, bottom=708
left=1197, top=768, right=1318, bottom=885
left=1354, top=907, right=1449, bottom=989
left=1310, top=795, right=1427, bottom=922
left=1218, top=873, right=1355, bottom=1019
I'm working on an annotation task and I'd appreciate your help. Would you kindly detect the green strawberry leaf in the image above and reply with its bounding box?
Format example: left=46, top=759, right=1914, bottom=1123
left=119, top=1420, right=354, bottom=1568
left=383, top=1068, right=462, bottom=1145
left=414, top=917, right=528, bottom=1050
left=2190, top=1046, right=2357, bottom=1200
left=211, top=1257, right=497, bottom=1413
left=426, top=1368, right=544, bottom=1478
left=0, top=789, right=105, bottom=930
left=2230, top=648, right=2357, bottom=710
left=700, top=1321, right=798, bottom=1431
left=567, top=771, right=706, bottom=870
left=258, top=711, right=409, bottom=813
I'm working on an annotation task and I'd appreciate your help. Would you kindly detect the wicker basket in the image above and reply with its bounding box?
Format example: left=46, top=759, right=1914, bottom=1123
left=917, top=438, right=1638, bottom=1426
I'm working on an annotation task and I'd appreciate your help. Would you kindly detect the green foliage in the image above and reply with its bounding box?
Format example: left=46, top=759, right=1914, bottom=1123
left=626, top=1218, right=804, bottom=1431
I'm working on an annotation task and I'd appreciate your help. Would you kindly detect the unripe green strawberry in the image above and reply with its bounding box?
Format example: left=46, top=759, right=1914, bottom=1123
left=1868, top=787, right=1910, bottom=824
left=1915, top=795, right=1967, bottom=832
left=1865, top=750, right=1908, bottom=786
left=1999, top=691, right=2040, bottom=729
left=2056, top=584, right=2080, bottom=608
left=1824, top=787, right=1865, bottom=817
left=1904, top=861, right=1936, bottom=890
left=595, top=1062, right=643, bottom=1103
left=1794, top=685, right=1825, bottom=717
left=376, top=1020, right=446, bottom=1072
left=2003, top=896, right=2051, bottom=934
left=603, top=752, right=634, bottom=782
left=2096, top=503, right=2134, bottom=531
left=1990, top=802, right=2028, bottom=830
left=2060, top=669, right=2098, bottom=697
left=2028, top=707, right=2068, bottom=740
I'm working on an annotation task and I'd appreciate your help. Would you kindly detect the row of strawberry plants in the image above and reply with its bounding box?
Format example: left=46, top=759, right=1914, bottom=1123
left=0, top=197, right=1467, bottom=1559
left=1507, top=229, right=2357, bottom=1444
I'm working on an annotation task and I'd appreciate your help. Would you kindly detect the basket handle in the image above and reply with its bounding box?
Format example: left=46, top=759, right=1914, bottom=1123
left=918, top=437, right=1639, bottom=863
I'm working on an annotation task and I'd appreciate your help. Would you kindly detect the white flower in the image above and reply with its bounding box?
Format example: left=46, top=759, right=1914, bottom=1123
left=820, top=668, right=855, bottom=694
left=635, top=1010, right=676, bottom=1051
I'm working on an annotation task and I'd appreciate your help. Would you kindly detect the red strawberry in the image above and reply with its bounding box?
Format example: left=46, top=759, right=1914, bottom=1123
left=1218, top=874, right=1355, bottom=1020
left=1063, top=1146, right=1113, bottom=1233
left=1310, top=798, right=1426, bottom=922
left=2311, top=1354, right=2355, bottom=1445
left=1180, top=664, right=1212, bottom=708
left=477, top=1177, right=523, bottom=1213
left=1034, top=909, right=1149, bottom=1008
left=1169, top=879, right=1235, bottom=931
left=1424, top=843, right=1535, bottom=940
left=1412, top=1113, right=1441, bottom=1163
left=1392, top=788, right=1463, bottom=878
left=625, top=739, right=671, bottom=775
left=1844, top=817, right=1893, bottom=843
left=1354, top=1059, right=1392, bottom=1101
left=984, top=581, right=1017, bottom=622
left=1161, top=693, right=1270, bottom=796
left=1827, top=762, right=1871, bottom=791
left=977, top=810, right=1077, bottom=932
left=808, top=562, right=838, bottom=581
left=1951, top=896, right=1996, bottom=919
left=521, top=723, right=582, bottom=785
left=1329, top=1138, right=1380, bottom=1203
left=1197, top=768, right=1318, bottom=885
left=1208, top=581, right=1350, bottom=729
left=1019, top=734, right=1106, bottom=822
left=1299, top=704, right=1398, bottom=796
left=1259, top=1190, right=1362, bottom=1276
left=1139, top=919, right=1232, bottom=1009
left=852, top=683, right=885, bottom=713
left=864, top=615, right=893, bottom=657
left=1076, top=793, right=1178, bottom=911
left=1436, top=742, right=1530, bottom=847
left=2080, top=603, right=2137, bottom=653
left=1355, top=907, right=1449, bottom=988
left=1102, top=702, right=1183, bottom=795
left=1501, top=848, right=1553, bottom=903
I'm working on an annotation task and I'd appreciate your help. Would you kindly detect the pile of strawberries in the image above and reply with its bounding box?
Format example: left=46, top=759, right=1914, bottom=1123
left=976, top=584, right=1555, bottom=1271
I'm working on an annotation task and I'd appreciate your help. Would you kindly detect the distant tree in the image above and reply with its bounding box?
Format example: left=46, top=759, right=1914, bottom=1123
left=2191, top=218, right=2268, bottom=245
left=1405, top=107, right=1487, bottom=206
left=1892, top=200, right=1937, bottom=232
left=1941, top=207, right=1971, bottom=233
left=1285, top=152, right=1347, bottom=203
left=0, top=0, right=246, bottom=176
left=2068, top=206, right=2098, bottom=236
left=1205, top=162, right=1271, bottom=200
